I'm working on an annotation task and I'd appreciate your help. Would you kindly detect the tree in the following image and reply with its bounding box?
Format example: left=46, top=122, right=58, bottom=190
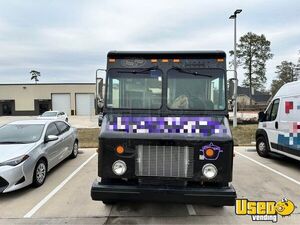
left=270, top=61, right=296, bottom=95
left=230, top=32, right=273, bottom=99
left=30, top=70, right=41, bottom=84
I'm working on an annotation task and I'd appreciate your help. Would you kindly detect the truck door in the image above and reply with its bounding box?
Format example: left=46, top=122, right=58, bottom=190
left=264, top=98, right=280, bottom=151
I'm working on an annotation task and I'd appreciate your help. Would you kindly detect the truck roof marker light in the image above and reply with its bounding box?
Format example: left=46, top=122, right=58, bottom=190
left=162, top=59, right=169, bottom=63
left=116, top=145, right=125, bottom=154
left=217, top=58, right=224, bottom=62
left=108, top=58, right=116, bottom=63
left=173, top=59, right=180, bottom=63
left=151, top=59, right=158, bottom=63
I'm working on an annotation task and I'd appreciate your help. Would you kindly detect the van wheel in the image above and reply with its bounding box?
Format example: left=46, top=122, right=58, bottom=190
left=256, top=136, right=270, bottom=158
left=32, top=159, right=47, bottom=187
left=69, top=141, right=78, bottom=159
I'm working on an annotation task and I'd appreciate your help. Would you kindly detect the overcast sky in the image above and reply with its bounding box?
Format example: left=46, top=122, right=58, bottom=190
left=0, top=0, right=299, bottom=89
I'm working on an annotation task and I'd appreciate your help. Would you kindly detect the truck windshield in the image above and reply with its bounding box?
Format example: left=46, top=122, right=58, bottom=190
left=167, top=68, right=225, bottom=110
left=106, top=69, right=162, bottom=109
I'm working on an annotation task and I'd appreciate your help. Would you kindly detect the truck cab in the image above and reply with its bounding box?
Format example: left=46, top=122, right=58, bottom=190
left=91, top=51, right=236, bottom=205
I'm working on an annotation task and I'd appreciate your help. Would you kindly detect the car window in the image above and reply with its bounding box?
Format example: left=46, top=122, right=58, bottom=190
left=45, top=123, right=60, bottom=136
left=42, top=111, right=57, bottom=117
left=265, top=104, right=272, bottom=121
left=270, top=99, right=280, bottom=121
left=55, top=121, right=70, bottom=134
left=265, top=99, right=280, bottom=121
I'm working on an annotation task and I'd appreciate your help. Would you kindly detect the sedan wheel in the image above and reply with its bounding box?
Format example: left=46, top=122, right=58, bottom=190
left=33, top=160, right=47, bottom=187
left=69, top=141, right=78, bottom=159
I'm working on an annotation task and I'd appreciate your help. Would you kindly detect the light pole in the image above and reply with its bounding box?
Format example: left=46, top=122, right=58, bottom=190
left=229, top=9, right=242, bottom=128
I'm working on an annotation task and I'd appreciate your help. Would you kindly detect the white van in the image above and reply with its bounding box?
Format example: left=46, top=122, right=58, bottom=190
left=256, top=80, right=300, bottom=160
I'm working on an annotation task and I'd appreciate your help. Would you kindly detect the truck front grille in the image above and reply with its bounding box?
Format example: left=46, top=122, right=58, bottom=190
left=135, top=145, right=194, bottom=178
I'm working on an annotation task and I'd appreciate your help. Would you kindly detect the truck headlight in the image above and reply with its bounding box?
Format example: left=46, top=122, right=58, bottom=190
left=112, top=160, right=127, bottom=176
left=202, top=163, right=218, bottom=179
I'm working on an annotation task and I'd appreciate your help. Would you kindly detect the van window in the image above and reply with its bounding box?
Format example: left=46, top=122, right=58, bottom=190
left=270, top=99, right=280, bottom=121
left=266, top=99, right=280, bottom=121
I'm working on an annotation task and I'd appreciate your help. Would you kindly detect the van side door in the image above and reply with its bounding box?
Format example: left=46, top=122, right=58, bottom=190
left=264, top=98, right=280, bottom=151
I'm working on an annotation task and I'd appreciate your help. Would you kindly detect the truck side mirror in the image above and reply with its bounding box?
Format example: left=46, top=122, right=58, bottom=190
left=98, top=113, right=103, bottom=127
left=96, top=77, right=104, bottom=114
left=258, top=111, right=265, bottom=122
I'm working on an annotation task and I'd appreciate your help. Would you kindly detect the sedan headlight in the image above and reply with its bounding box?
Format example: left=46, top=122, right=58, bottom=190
left=0, top=155, right=29, bottom=167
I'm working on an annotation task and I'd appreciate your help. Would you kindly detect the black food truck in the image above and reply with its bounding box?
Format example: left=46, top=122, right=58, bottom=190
left=91, top=51, right=236, bottom=206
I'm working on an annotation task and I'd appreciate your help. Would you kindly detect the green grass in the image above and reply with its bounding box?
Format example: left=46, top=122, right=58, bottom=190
left=77, top=128, right=99, bottom=148
left=77, top=124, right=258, bottom=148
left=231, top=124, right=257, bottom=146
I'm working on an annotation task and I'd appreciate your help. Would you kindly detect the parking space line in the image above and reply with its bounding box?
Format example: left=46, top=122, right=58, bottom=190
left=24, top=152, right=97, bottom=218
left=186, top=204, right=196, bottom=216
left=235, top=151, right=300, bottom=186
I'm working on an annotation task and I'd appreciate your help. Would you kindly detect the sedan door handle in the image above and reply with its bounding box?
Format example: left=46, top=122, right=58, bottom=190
left=275, top=121, right=278, bottom=129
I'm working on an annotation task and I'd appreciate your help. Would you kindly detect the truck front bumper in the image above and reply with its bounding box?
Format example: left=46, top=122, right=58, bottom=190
left=91, top=180, right=236, bottom=205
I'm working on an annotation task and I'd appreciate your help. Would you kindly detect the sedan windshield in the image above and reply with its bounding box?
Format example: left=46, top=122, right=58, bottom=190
left=106, top=69, right=162, bottom=109
left=41, top=112, right=57, bottom=117
left=167, top=68, right=226, bottom=110
left=0, top=124, right=45, bottom=144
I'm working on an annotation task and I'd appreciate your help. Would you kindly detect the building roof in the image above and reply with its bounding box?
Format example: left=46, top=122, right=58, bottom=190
left=252, top=94, right=272, bottom=103
left=236, top=86, right=271, bottom=103
left=228, top=81, right=271, bottom=103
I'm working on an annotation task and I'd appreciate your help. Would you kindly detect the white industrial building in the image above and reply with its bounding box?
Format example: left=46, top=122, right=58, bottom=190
left=0, top=83, right=96, bottom=116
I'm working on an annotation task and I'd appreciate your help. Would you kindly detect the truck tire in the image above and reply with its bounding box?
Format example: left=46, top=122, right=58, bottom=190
left=256, top=136, right=270, bottom=158
left=102, top=200, right=116, bottom=205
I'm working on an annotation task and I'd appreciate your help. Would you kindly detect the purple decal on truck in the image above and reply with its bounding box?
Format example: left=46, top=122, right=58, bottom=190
left=199, top=142, right=223, bottom=160
left=108, top=116, right=227, bottom=135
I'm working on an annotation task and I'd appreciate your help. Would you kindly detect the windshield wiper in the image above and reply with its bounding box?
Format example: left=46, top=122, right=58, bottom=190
left=0, top=141, right=31, bottom=144
left=172, top=66, right=212, bottom=77
left=117, top=66, right=159, bottom=74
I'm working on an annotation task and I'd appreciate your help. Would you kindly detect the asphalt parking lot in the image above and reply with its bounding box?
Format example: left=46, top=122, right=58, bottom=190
left=0, top=147, right=299, bottom=225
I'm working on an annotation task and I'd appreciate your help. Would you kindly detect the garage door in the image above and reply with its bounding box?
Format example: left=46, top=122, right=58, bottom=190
left=76, top=93, right=95, bottom=116
left=52, top=94, right=71, bottom=115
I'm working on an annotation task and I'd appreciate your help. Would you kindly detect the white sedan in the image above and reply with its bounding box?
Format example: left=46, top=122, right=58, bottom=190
left=38, top=111, right=68, bottom=122
left=0, top=120, right=78, bottom=193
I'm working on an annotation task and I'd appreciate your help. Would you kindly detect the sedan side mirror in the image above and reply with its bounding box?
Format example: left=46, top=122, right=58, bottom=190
left=258, top=111, right=265, bottom=122
left=45, top=135, right=59, bottom=143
